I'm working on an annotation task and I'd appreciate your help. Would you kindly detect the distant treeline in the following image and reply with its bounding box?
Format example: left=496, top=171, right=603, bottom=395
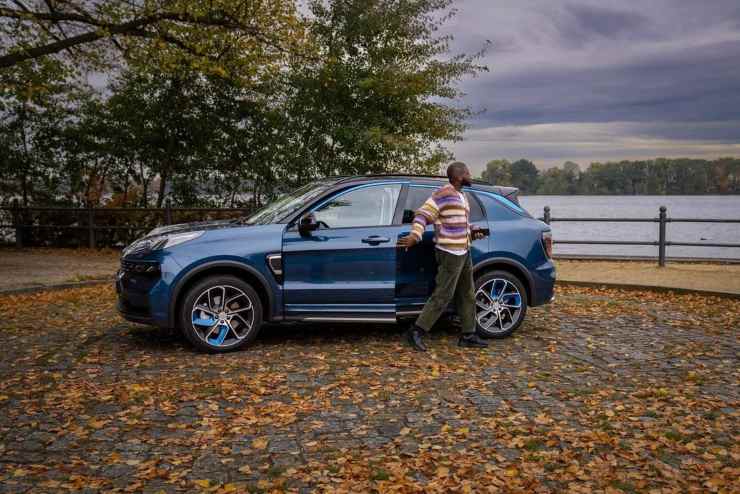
left=478, top=158, right=740, bottom=195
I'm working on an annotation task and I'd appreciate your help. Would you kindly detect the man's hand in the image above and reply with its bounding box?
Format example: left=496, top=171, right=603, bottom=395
left=471, top=226, right=489, bottom=240
left=397, top=234, right=418, bottom=250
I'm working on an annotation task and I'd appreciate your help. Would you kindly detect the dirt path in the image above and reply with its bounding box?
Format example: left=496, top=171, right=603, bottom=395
left=0, top=248, right=119, bottom=291
left=556, top=259, right=740, bottom=295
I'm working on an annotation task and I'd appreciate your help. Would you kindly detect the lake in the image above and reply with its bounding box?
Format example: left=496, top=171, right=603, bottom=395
left=518, top=195, right=740, bottom=259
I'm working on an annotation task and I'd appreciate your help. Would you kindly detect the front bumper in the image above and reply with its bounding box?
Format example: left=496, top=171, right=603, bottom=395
left=115, top=256, right=174, bottom=327
left=116, top=296, right=155, bottom=325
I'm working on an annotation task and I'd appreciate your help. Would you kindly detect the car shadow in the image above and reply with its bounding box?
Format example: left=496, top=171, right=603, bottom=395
left=121, top=318, right=461, bottom=353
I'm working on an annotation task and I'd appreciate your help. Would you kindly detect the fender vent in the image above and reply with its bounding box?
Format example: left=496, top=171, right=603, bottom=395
left=266, top=253, right=282, bottom=279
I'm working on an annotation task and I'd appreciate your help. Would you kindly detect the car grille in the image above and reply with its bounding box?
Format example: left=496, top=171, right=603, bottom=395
left=120, top=259, right=160, bottom=274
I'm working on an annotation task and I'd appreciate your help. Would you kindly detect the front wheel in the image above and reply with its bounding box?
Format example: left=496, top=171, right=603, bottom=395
left=179, top=275, right=263, bottom=352
left=474, top=270, right=528, bottom=338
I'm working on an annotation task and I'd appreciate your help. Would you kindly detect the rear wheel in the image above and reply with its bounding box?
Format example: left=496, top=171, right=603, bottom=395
left=474, top=270, right=527, bottom=338
left=179, top=275, right=263, bottom=352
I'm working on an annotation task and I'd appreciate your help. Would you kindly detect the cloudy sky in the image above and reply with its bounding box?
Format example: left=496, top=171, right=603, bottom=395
left=440, top=0, right=740, bottom=173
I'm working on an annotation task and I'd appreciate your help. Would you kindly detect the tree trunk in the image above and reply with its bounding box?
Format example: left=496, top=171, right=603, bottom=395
left=156, top=168, right=168, bottom=208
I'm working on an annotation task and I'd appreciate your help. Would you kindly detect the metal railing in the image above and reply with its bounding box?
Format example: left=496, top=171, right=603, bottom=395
left=0, top=200, right=251, bottom=249
left=2, top=202, right=739, bottom=267
left=540, top=205, right=740, bottom=267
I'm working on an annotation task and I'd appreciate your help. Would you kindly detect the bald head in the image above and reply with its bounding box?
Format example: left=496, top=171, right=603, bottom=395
left=447, top=162, right=472, bottom=188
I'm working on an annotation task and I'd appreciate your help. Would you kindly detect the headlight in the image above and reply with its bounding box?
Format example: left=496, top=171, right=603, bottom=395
left=153, top=231, right=204, bottom=250
left=123, top=231, right=204, bottom=256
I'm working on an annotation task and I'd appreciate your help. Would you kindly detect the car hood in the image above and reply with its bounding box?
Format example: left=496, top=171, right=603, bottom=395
left=146, top=219, right=243, bottom=238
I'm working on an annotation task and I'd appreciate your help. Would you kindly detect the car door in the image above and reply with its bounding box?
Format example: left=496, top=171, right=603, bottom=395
left=282, top=182, right=405, bottom=321
left=395, top=185, right=488, bottom=315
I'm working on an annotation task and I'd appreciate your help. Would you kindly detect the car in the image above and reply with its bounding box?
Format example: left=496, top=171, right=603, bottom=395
left=116, top=175, right=556, bottom=352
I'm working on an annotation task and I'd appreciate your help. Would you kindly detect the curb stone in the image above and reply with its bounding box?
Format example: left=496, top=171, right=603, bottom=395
left=0, top=278, right=113, bottom=296
left=557, top=279, right=740, bottom=300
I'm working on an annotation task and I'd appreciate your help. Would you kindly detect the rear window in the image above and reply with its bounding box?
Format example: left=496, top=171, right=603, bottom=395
left=402, top=186, right=484, bottom=223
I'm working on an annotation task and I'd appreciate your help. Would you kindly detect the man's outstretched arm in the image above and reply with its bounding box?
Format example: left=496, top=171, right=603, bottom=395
left=397, top=196, right=440, bottom=249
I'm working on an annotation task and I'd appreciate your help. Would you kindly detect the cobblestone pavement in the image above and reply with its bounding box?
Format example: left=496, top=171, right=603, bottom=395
left=0, top=285, right=737, bottom=492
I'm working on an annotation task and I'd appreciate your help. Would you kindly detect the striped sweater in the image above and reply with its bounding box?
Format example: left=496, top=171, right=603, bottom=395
left=410, top=184, right=471, bottom=251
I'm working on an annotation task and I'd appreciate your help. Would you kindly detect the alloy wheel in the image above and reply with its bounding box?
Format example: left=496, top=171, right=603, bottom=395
left=475, top=278, right=523, bottom=335
left=191, top=285, right=254, bottom=347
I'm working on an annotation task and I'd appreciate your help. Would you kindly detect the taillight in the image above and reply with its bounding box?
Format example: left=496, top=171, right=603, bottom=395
left=542, top=231, right=553, bottom=259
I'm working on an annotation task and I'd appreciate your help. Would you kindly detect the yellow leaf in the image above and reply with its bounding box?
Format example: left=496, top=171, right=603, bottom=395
left=252, top=437, right=268, bottom=450
left=505, top=467, right=518, bottom=477
left=193, top=479, right=210, bottom=488
left=534, top=414, right=552, bottom=425
left=221, top=483, right=238, bottom=492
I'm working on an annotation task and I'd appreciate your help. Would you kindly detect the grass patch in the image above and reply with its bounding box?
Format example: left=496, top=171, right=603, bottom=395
left=610, top=480, right=637, bottom=493
left=524, top=439, right=545, bottom=451
left=664, top=429, right=684, bottom=442
left=267, top=466, right=286, bottom=478
left=370, top=468, right=390, bottom=481
left=66, top=274, right=107, bottom=283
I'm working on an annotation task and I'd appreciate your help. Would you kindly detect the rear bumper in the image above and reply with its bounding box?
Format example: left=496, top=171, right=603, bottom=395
left=530, top=260, right=556, bottom=306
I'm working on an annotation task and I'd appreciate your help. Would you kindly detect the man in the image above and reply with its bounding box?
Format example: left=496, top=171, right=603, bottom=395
left=397, top=162, right=489, bottom=351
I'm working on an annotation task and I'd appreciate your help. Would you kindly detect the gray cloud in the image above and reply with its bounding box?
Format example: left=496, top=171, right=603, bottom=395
left=441, top=0, right=740, bottom=169
left=559, top=3, right=655, bottom=45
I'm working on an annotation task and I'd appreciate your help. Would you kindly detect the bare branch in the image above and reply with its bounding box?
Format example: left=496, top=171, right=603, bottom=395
left=0, top=6, right=288, bottom=68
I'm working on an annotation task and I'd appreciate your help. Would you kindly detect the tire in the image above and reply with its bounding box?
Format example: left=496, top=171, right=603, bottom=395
left=179, top=275, right=263, bottom=353
left=474, top=270, right=528, bottom=338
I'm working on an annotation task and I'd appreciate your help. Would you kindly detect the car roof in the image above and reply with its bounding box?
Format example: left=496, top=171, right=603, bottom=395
left=328, top=174, right=520, bottom=200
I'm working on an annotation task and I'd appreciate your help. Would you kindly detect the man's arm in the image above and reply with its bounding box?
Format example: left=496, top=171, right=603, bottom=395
left=397, top=196, right=440, bottom=249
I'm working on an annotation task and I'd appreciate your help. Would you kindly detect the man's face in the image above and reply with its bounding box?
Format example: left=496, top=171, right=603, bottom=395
left=460, top=167, right=472, bottom=187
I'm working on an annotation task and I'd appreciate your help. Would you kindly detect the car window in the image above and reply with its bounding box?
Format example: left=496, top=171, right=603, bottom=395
left=402, top=186, right=484, bottom=223
left=245, top=179, right=340, bottom=225
left=313, top=184, right=402, bottom=229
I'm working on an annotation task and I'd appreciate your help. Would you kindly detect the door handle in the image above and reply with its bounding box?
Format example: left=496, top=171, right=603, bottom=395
left=362, top=235, right=391, bottom=245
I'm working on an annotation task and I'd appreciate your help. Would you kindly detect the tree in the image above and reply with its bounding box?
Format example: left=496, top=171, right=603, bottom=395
left=281, top=0, right=488, bottom=181
left=561, top=161, right=580, bottom=194
left=510, top=159, right=539, bottom=194
left=480, top=159, right=512, bottom=186
left=0, top=58, right=74, bottom=206
left=0, top=0, right=304, bottom=80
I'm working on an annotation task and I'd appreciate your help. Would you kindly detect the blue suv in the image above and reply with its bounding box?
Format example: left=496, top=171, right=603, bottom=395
left=117, top=175, right=555, bottom=352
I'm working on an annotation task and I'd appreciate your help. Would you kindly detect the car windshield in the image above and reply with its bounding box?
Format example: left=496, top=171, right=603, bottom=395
left=242, top=179, right=339, bottom=225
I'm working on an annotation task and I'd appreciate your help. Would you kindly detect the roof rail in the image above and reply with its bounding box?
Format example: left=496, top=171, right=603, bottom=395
left=331, top=174, right=492, bottom=186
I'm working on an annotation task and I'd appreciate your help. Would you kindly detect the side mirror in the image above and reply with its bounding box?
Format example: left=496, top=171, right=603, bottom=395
left=402, top=209, right=415, bottom=224
left=298, top=213, right=319, bottom=236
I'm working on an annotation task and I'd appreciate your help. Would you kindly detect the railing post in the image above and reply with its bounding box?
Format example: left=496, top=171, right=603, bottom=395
left=658, top=206, right=667, bottom=267
left=88, top=205, right=96, bottom=249
left=165, top=198, right=172, bottom=225
left=543, top=206, right=551, bottom=225
left=13, top=199, right=23, bottom=248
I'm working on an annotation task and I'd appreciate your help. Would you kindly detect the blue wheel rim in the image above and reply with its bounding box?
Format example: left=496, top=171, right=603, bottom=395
left=191, top=285, right=254, bottom=347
